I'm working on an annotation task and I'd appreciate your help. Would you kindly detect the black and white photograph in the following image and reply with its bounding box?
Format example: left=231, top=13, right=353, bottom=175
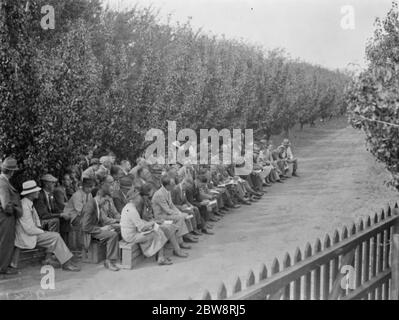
left=1, top=0, right=399, bottom=305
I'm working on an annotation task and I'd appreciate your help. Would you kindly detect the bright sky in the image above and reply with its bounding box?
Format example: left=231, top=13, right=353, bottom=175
left=104, top=0, right=395, bottom=70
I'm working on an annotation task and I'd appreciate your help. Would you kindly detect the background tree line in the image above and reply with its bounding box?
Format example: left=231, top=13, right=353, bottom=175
left=0, top=0, right=350, bottom=185
left=347, top=2, right=399, bottom=189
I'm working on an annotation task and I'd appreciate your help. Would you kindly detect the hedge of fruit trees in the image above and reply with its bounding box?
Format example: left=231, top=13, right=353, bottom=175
left=347, top=2, right=399, bottom=189
left=0, top=0, right=350, bottom=183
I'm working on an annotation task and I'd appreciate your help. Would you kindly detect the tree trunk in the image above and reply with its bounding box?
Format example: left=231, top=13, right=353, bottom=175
left=283, top=125, right=290, bottom=138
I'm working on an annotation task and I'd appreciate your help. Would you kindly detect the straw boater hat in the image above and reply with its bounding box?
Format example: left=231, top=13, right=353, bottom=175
left=21, top=180, right=41, bottom=196
left=1, top=157, right=19, bottom=171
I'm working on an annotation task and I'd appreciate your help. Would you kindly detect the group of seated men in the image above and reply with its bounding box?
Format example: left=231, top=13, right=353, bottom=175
left=0, top=139, right=298, bottom=274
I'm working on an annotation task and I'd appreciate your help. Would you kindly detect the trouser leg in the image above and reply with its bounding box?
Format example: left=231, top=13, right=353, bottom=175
left=292, top=159, right=298, bottom=173
left=160, top=224, right=181, bottom=252
left=10, top=247, right=20, bottom=268
left=41, top=218, right=60, bottom=233
left=198, top=205, right=210, bottom=221
left=92, top=230, right=119, bottom=261
left=216, top=193, right=224, bottom=209
left=192, top=206, right=204, bottom=229
left=36, top=232, right=73, bottom=265
left=222, top=189, right=234, bottom=207
left=59, top=218, right=71, bottom=244
left=172, top=216, right=189, bottom=237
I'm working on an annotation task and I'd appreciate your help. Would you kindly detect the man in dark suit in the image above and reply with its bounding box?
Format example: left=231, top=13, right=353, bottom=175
left=185, top=178, right=217, bottom=227
left=53, top=173, right=73, bottom=212
left=171, top=178, right=213, bottom=235
left=81, top=175, right=120, bottom=271
left=34, top=174, right=62, bottom=233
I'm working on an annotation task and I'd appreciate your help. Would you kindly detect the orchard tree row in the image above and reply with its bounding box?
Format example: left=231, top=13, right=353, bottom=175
left=0, top=0, right=350, bottom=182
left=347, top=2, right=399, bottom=189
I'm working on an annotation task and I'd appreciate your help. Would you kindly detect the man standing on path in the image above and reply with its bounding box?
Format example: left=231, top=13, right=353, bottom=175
left=0, top=157, right=22, bottom=275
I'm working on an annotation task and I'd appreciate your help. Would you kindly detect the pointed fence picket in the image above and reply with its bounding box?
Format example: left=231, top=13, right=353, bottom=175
left=199, top=203, right=399, bottom=300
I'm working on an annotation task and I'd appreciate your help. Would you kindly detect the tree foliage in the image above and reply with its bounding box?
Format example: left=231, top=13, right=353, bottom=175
left=0, top=1, right=349, bottom=184
left=347, top=2, right=399, bottom=188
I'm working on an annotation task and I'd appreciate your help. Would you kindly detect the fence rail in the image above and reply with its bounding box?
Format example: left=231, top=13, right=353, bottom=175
left=199, top=204, right=399, bottom=300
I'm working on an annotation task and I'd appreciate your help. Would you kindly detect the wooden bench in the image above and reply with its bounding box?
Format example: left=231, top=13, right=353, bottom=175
left=119, top=241, right=177, bottom=269
left=17, top=248, right=47, bottom=268
left=119, top=241, right=144, bottom=269
left=81, top=240, right=106, bottom=264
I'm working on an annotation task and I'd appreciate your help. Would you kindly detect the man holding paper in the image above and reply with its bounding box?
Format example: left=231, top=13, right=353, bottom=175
left=171, top=178, right=213, bottom=235
left=152, top=176, right=198, bottom=244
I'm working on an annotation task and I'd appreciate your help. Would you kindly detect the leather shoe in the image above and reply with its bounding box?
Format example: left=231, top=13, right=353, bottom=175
left=62, top=261, right=81, bottom=272
left=158, top=258, right=173, bottom=265
left=202, top=229, right=214, bottom=235
left=192, top=230, right=202, bottom=236
left=180, top=243, right=192, bottom=250
left=42, top=258, right=61, bottom=269
left=184, top=237, right=198, bottom=243
left=104, top=260, right=120, bottom=271
left=174, top=250, right=189, bottom=258
left=1, top=267, right=19, bottom=275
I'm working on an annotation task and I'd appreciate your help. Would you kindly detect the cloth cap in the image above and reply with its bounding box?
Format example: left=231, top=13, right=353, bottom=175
left=41, top=174, right=58, bottom=183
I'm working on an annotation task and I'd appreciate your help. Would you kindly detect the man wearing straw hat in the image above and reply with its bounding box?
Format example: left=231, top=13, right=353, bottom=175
left=14, top=180, right=80, bottom=272
left=0, top=157, right=22, bottom=275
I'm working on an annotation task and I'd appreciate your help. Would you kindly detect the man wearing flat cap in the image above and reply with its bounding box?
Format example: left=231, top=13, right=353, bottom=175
left=112, top=176, right=135, bottom=214
left=34, top=174, right=63, bottom=235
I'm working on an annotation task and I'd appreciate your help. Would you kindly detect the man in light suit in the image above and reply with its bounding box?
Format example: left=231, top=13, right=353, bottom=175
left=152, top=176, right=197, bottom=245
left=281, top=139, right=299, bottom=177
left=14, top=180, right=80, bottom=272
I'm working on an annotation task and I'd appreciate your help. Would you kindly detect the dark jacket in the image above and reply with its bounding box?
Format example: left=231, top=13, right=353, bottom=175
left=81, top=197, right=101, bottom=235
left=112, top=190, right=128, bottom=214
left=34, top=190, right=61, bottom=220
left=53, top=186, right=68, bottom=211
left=185, top=182, right=202, bottom=207
left=171, top=185, right=189, bottom=209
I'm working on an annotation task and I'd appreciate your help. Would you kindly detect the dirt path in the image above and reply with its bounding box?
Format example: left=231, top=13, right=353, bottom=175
left=1, top=124, right=398, bottom=300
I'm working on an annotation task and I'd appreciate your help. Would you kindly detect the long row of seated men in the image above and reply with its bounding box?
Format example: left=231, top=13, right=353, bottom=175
left=0, top=139, right=298, bottom=274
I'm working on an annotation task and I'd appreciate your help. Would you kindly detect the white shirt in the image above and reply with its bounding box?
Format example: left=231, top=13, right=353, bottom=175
left=286, top=146, right=294, bottom=160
